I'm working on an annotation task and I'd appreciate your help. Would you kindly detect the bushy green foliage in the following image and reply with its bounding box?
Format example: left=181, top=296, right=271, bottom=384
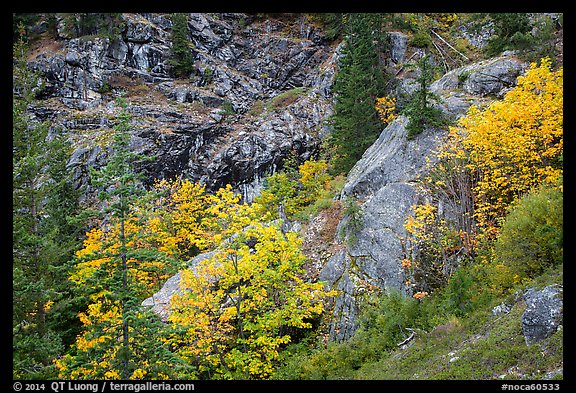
left=354, top=290, right=431, bottom=351
left=484, top=13, right=534, bottom=56
left=274, top=289, right=434, bottom=379
left=409, top=29, right=432, bottom=48
left=492, top=181, right=563, bottom=288
left=254, top=159, right=334, bottom=222
left=275, top=261, right=563, bottom=380
left=433, top=264, right=495, bottom=319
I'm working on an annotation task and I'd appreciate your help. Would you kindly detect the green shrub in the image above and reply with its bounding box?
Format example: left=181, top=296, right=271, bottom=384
left=493, top=182, right=563, bottom=288
left=409, top=30, right=432, bottom=48
left=354, top=289, right=426, bottom=353
left=436, top=264, right=495, bottom=318
left=274, top=289, right=431, bottom=380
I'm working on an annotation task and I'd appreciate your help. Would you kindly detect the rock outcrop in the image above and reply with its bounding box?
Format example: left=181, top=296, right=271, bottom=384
left=28, top=13, right=337, bottom=202
left=522, top=285, right=563, bottom=345
left=320, top=53, right=528, bottom=341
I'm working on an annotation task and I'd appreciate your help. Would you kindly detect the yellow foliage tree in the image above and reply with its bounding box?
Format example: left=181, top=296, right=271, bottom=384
left=427, top=57, right=562, bottom=244
left=402, top=57, right=562, bottom=296
left=403, top=202, right=461, bottom=292
left=451, top=57, right=562, bottom=237
left=375, top=95, right=397, bottom=125
left=168, top=200, right=336, bottom=379
left=147, top=178, right=212, bottom=260
left=55, top=98, right=189, bottom=380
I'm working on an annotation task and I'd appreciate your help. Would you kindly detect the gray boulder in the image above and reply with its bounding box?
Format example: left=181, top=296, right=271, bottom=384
left=522, top=285, right=563, bottom=344
left=387, top=31, right=409, bottom=65
left=142, top=251, right=217, bottom=321
left=431, top=54, right=527, bottom=97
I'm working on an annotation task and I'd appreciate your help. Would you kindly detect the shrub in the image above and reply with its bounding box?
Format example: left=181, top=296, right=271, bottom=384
left=492, top=181, right=563, bottom=288
left=354, top=289, right=426, bottom=353
left=436, top=264, right=495, bottom=318
left=409, top=30, right=432, bottom=48
left=255, top=159, right=333, bottom=223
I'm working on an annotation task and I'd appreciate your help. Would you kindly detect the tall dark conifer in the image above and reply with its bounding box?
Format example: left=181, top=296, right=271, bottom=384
left=55, top=97, right=190, bottom=379
left=13, top=24, right=83, bottom=378
left=169, top=13, right=195, bottom=79
left=327, top=13, right=387, bottom=174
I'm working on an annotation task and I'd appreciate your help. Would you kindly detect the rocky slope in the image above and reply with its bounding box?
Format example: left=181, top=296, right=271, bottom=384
left=25, top=13, right=562, bottom=344
left=320, top=53, right=529, bottom=340
left=29, top=13, right=337, bottom=202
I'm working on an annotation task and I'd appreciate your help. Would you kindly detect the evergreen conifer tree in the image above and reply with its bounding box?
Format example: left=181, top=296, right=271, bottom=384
left=326, top=13, right=387, bottom=174
left=55, top=98, right=190, bottom=379
left=13, top=24, right=84, bottom=378
left=403, top=54, right=445, bottom=140
left=169, top=13, right=195, bottom=79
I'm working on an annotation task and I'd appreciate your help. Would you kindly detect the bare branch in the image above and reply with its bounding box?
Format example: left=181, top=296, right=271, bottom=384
left=397, top=327, right=416, bottom=347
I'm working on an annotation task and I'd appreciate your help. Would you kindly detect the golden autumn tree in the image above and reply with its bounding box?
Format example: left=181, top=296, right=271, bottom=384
left=448, top=57, right=563, bottom=238
left=146, top=178, right=213, bottom=260
left=402, top=57, right=562, bottom=295
left=148, top=179, right=258, bottom=260
left=167, top=195, right=336, bottom=379
left=375, top=95, right=397, bottom=125
left=416, top=57, right=562, bottom=245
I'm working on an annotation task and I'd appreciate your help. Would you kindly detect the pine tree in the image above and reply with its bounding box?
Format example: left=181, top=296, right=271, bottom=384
left=327, top=13, right=387, bottom=174
left=403, top=53, right=445, bottom=140
left=169, top=13, right=195, bottom=79
left=13, top=24, right=84, bottom=379
left=55, top=98, right=188, bottom=379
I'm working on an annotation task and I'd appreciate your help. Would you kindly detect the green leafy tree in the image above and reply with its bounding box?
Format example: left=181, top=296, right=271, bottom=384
left=485, top=13, right=533, bottom=56
left=326, top=13, right=388, bottom=174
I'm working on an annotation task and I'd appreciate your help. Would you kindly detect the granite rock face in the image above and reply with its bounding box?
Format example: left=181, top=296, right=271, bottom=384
left=320, top=54, right=527, bottom=341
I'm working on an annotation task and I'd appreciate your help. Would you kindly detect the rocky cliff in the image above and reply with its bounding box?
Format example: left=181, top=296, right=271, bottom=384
left=28, top=13, right=337, bottom=202
left=320, top=53, right=528, bottom=340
